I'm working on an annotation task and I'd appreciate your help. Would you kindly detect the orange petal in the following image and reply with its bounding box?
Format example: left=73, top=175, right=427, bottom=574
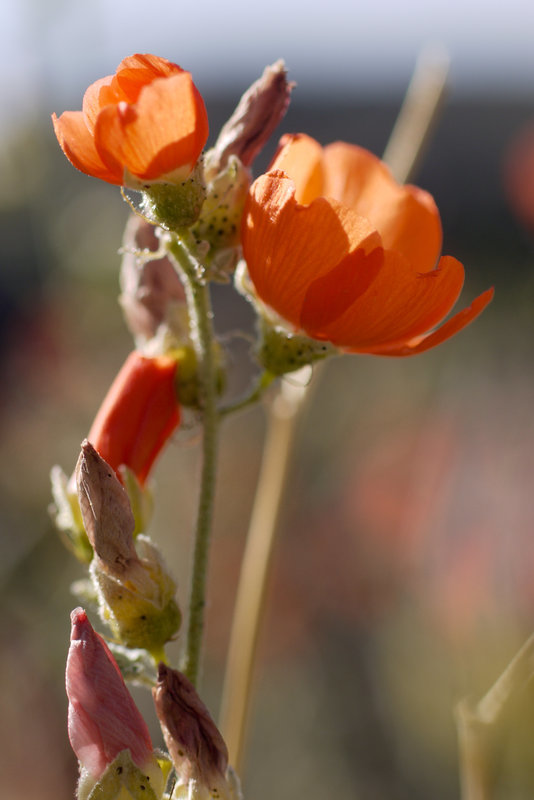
left=113, top=54, right=184, bottom=104
left=51, top=110, right=122, bottom=184
left=323, top=142, right=442, bottom=273
left=300, top=246, right=384, bottom=334
left=364, top=288, right=494, bottom=356
left=82, top=75, right=116, bottom=130
left=320, top=253, right=466, bottom=350
left=87, top=352, right=180, bottom=485
left=94, top=72, right=208, bottom=180
left=270, top=133, right=324, bottom=204
left=243, top=171, right=382, bottom=329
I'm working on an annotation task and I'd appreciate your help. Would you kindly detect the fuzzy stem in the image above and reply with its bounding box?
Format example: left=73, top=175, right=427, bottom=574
left=219, top=48, right=450, bottom=773
left=167, top=233, right=219, bottom=687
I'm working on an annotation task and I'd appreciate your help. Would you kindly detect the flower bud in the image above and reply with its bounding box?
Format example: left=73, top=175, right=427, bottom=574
left=119, top=214, right=188, bottom=346
left=192, top=62, right=292, bottom=281
left=66, top=608, right=164, bottom=800
left=87, top=350, right=180, bottom=486
left=74, top=441, right=181, bottom=655
left=76, top=440, right=138, bottom=575
left=210, top=60, right=293, bottom=170
left=153, top=664, right=238, bottom=800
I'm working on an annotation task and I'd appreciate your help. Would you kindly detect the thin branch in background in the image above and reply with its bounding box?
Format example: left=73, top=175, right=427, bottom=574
left=219, top=45, right=451, bottom=774
left=218, top=377, right=310, bottom=771
left=382, top=44, right=450, bottom=184
left=456, top=634, right=534, bottom=800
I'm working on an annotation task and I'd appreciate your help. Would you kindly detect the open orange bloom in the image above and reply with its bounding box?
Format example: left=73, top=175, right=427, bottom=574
left=88, top=351, right=180, bottom=485
left=52, top=54, right=208, bottom=187
left=242, top=134, right=493, bottom=356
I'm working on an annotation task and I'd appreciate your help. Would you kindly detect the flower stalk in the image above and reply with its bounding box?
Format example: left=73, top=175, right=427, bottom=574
left=166, top=232, right=220, bottom=687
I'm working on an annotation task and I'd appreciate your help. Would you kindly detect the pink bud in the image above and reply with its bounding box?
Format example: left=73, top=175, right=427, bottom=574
left=66, top=608, right=153, bottom=778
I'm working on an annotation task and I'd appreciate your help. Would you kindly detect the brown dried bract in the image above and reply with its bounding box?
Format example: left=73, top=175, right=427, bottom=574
left=119, top=214, right=187, bottom=342
left=211, top=60, right=293, bottom=170
left=152, top=663, right=228, bottom=789
left=75, top=439, right=138, bottom=575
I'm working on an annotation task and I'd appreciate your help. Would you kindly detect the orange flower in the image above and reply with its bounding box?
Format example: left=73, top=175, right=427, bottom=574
left=242, top=134, right=493, bottom=356
left=52, top=54, right=208, bottom=187
left=88, top=351, right=180, bottom=485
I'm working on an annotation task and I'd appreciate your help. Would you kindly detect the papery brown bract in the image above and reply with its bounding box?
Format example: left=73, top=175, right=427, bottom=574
left=76, top=440, right=138, bottom=574
left=153, top=664, right=237, bottom=799
left=210, top=60, right=293, bottom=171
left=120, top=215, right=188, bottom=344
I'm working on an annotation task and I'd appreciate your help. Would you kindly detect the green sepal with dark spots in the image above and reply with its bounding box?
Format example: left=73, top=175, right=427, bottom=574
left=83, top=750, right=162, bottom=800
left=142, top=164, right=206, bottom=232
left=193, top=155, right=250, bottom=278
left=258, top=321, right=337, bottom=376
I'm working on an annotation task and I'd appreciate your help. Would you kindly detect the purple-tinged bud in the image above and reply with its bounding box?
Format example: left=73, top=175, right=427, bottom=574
left=152, top=664, right=234, bottom=798
left=66, top=608, right=154, bottom=779
left=119, top=214, right=188, bottom=345
left=211, top=61, right=293, bottom=170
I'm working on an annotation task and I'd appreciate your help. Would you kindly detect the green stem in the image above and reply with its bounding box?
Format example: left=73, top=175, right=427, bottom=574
left=167, top=232, right=219, bottom=687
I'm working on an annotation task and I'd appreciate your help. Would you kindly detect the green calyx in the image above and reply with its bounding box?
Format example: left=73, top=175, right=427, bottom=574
left=192, top=155, right=250, bottom=278
left=258, top=322, right=337, bottom=376
left=173, top=343, right=226, bottom=410
left=82, top=751, right=163, bottom=800
left=142, top=166, right=206, bottom=232
left=91, top=535, right=182, bottom=658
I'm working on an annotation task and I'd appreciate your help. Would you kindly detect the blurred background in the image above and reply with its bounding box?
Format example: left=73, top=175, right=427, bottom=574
left=2, top=0, right=534, bottom=798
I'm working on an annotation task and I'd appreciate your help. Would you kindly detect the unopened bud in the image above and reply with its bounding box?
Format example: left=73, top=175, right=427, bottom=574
left=74, top=443, right=181, bottom=655
left=76, top=440, right=138, bottom=576
left=153, top=664, right=234, bottom=799
left=211, top=61, right=293, bottom=170
left=120, top=215, right=189, bottom=345
left=87, top=351, right=181, bottom=487
left=66, top=608, right=163, bottom=800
